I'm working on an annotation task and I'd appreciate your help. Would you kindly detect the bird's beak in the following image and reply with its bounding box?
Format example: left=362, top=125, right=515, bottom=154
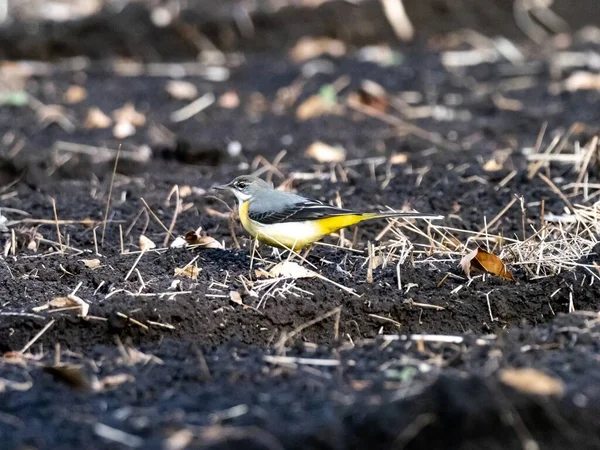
left=213, top=183, right=230, bottom=191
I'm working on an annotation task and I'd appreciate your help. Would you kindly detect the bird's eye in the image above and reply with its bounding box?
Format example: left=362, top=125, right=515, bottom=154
left=236, top=181, right=247, bottom=189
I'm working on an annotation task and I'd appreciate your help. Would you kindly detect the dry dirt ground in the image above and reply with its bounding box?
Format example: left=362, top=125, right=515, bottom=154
left=2, top=3, right=600, bottom=449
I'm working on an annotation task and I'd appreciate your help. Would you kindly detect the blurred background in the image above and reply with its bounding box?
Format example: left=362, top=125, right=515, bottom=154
left=0, top=0, right=598, bottom=60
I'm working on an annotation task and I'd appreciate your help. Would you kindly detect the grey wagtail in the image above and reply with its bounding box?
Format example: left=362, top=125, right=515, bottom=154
left=215, top=175, right=443, bottom=251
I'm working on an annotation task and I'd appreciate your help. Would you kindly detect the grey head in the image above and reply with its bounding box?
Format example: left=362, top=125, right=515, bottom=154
left=214, top=175, right=273, bottom=202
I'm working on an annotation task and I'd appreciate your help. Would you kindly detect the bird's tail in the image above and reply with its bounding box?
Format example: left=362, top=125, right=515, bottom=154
left=361, top=211, right=444, bottom=221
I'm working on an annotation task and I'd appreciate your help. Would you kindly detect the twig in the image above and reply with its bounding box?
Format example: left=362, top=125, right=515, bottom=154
left=170, top=92, right=215, bottom=122
left=538, top=173, right=575, bottom=214
left=20, top=319, right=55, bottom=353
left=140, top=198, right=175, bottom=239
left=51, top=198, right=63, bottom=254
left=275, top=306, right=342, bottom=351
left=102, top=145, right=120, bottom=247
left=573, top=136, right=598, bottom=195
left=164, top=185, right=180, bottom=247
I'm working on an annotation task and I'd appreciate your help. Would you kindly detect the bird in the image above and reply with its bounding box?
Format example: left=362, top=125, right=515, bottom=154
left=214, top=175, right=443, bottom=251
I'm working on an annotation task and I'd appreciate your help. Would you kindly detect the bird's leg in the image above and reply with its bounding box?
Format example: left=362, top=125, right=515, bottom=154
left=249, top=237, right=259, bottom=274
left=301, top=245, right=313, bottom=261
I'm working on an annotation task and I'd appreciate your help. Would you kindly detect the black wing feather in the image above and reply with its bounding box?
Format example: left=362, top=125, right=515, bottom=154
left=249, top=200, right=358, bottom=225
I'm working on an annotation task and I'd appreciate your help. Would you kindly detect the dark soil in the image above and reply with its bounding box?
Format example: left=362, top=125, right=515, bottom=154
left=2, top=2, right=600, bottom=449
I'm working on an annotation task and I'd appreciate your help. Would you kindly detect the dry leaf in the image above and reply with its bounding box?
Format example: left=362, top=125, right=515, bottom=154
left=164, top=429, right=194, bottom=450
left=64, top=85, right=87, bottom=104
left=27, top=239, right=38, bottom=252
left=499, top=368, right=564, bottom=397
left=174, top=265, right=200, bottom=280
left=165, top=80, right=198, bottom=100
left=219, top=91, right=240, bottom=109
left=170, top=236, right=188, bottom=248
left=80, top=259, right=101, bottom=269
left=460, top=247, right=514, bottom=280
left=483, top=159, right=503, bottom=172
left=43, top=365, right=92, bottom=391
left=179, top=185, right=193, bottom=198
left=81, top=217, right=96, bottom=228
left=84, top=107, right=112, bottom=128
left=390, top=153, right=408, bottom=164
left=113, top=102, right=146, bottom=126
left=229, top=291, right=243, bottom=305
left=296, top=93, right=342, bottom=121
left=139, top=235, right=156, bottom=251
left=197, top=236, right=223, bottom=249
left=33, top=294, right=90, bottom=317
left=184, top=231, right=223, bottom=249
left=113, top=121, right=136, bottom=139
left=289, top=37, right=346, bottom=62
left=305, top=141, right=346, bottom=163
left=268, top=261, right=316, bottom=279
left=355, top=80, right=389, bottom=113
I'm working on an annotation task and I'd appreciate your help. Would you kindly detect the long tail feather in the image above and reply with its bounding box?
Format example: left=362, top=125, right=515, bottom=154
left=362, top=212, right=444, bottom=221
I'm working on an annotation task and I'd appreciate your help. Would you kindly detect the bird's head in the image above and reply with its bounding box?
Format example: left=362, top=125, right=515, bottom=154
left=214, top=175, right=272, bottom=202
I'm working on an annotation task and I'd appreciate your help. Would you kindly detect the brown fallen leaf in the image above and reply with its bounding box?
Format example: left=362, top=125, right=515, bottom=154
left=64, top=85, right=87, bottom=104
left=113, top=121, right=136, bottom=139
left=229, top=291, right=243, bottom=306
left=84, top=107, right=112, bottom=129
left=305, top=141, right=346, bottom=163
left=460, top=247, right=514, bottom=280
left=81, top=217, right=96, bottom=228
left=296, top=85, right=343, bottom=121
left=174, top=265, right=200, bottom=280
left=499, top=368, right=564, bottom=397
left=165, top=80, right=197, bottom=100
left=219, top=91, right=240, bottom=109
left=33, top=294, right=90, bottom=317
left=268, top=261, right=316, bottom=279
left=80, top=258, right=101, bottom=269
left=389, top=153, right=408, bottom=164
left=184, top=231, right=223, bottom=249
left=354, top=80, right=389, bottom=113
left=43, top=365, right=92, bottom=391
left=139, top=235, right=156, bottom=251
left=289, top=37, right=346, bottom=62
left=113, top=102, right=146, bottom=127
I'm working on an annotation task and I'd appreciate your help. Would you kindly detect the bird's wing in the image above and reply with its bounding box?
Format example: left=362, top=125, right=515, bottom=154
left=249, top=198, right=358, bottom=225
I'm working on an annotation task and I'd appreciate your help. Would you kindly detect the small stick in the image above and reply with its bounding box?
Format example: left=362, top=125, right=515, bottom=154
left=119, top=225, right=125, bottom=254
left=116, top=312, right=149, bottom=329
left=573, top=136, right=598, bottom=195
left=477, top=198, right=518, bottom=235
left=140, top=198, right=175, bottom=239
left=20, top=319, right=55, bottom=353
left=51, top=198, right=63, bottom=254
left=275, top=306, right=342, bottom=350
left=124, top=251, right=145, bottom=281
left=101, top=145, right=120, bottom=247
left=170, top=92, right=215, bottom=123
left=367, top=241, right=374, bottom=284
left=538, top=173, right=575, bottom=214
left=93, top=227, right=99, bottom=255
left=163, top=185, right=180, bottom=247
